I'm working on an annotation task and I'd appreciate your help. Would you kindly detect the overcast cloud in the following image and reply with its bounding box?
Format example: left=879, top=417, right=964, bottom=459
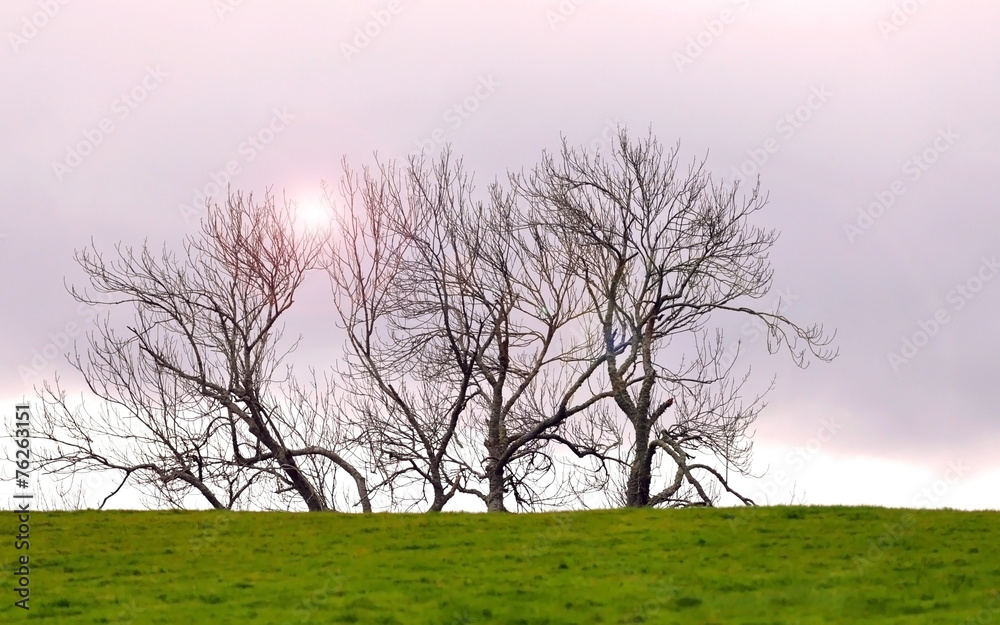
left=1, top=0, right=997, bottom=510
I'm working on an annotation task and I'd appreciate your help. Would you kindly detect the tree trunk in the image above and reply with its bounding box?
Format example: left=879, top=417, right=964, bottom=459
left=485, top=458, right=508, bottom=512
left=624, top=421, right=652, bottom=507
left=344, top=467, right=372, bottom=514
left=428, top=464, right=448, bottom=512
left=277, top=450, right=328, bottom=511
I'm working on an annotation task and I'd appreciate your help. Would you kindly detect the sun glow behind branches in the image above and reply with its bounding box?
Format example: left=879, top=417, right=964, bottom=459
left=291, top=196, right=334, bottom=233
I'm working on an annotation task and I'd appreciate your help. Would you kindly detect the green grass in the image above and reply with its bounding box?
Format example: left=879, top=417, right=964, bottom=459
left=4, top=506, right=998, bottom=623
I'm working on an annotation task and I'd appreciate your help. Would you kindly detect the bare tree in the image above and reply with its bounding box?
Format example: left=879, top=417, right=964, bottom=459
left=36, top=130, right=836, bottom=514
left=518, top=128, right=837, bottom=507
left=37, top=191, right=373, bottom=512
left=329, top=152, right=618, bottom=512
left=399, top=153, right=630, bottom=512
left=326, top=159, right=472, bottom=511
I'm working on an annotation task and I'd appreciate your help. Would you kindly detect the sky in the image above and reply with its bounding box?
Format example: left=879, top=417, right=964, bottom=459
left=1, top=0, right=998, bottom=511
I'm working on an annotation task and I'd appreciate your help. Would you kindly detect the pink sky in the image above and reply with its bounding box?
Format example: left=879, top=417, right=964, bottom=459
left=1, top=0, right=998, bottom=510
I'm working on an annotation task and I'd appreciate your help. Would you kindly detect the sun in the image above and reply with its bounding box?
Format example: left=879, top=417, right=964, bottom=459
left=293, top=197, right=333, bottom=232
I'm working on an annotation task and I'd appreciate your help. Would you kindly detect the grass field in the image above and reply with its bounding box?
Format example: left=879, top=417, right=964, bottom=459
left=4, top=506, right=998, bottom=624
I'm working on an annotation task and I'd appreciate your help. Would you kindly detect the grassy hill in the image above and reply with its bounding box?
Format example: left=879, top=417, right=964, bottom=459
left=4, top=506, right=998, bottom=624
